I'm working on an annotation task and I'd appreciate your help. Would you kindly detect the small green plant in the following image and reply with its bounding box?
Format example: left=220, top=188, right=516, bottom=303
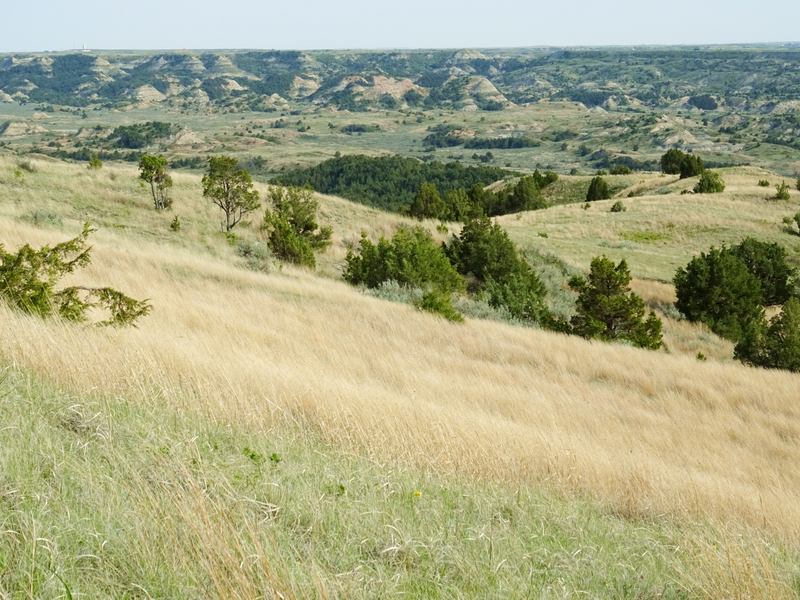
left=610, top=200, right=627, bottom=213
left=436, top=222, right=448, bottom=234
left=774, top=181, right=790, bottom=200
left=758, top=180, right=770, bottom=187
left=696, top=352, right=707, bottom=361
left=794, top=212, right=800, bottom=233
left=88, top=154, right=103, bottom=170
left=170, top=215, right=181, bottom=232
left=538, top=232, right=548, bottom=238
left=583, top=202, right=591, bottom=210
left=796, top=175, right=800, bottom=192
left=269, top=452, right=282, bottom=467
left=414, top=291, right=464, bottom=322
left=242, top=447, right=266, bottom=467
left=13, top=168, right=23, bottom=179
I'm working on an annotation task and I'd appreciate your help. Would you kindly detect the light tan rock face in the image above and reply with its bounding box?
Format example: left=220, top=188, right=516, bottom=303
left=130, top=85, right=167, bottom=103
left=0, top=121, right=48, bottom=137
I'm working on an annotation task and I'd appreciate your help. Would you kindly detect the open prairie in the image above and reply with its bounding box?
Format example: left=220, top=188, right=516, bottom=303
left=1, top=154, right=800, bottom=596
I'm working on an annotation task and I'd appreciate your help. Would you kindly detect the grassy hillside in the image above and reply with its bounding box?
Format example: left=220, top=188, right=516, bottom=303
left=2, top=155, right=800, bottom=596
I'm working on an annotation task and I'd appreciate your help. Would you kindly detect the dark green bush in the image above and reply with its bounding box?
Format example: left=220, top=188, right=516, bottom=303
left=727, top=237, right=797, bottom=306
left=586, top=176, right=611, bottom=202
left=446, top=216, right=552, bottom=326
left=610, top=164, right=632, bottom=175
left=660, top=149, right=704, bottom=179
left=735, top=296, right=800, bottom=372
left=693, top=171, right=725, bottom=194
left=610, top=201, right=626, bottom=213
left=261, top=185, right=331, bottom=268
left=414, top=291, right=464, bottom=322
left=674, top=247, right=764, bottom=341
left=758, top=180, right=770, bottom=187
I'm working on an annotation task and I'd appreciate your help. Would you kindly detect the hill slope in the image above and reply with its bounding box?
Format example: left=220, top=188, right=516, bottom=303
left=2, top=155, right=800, bottom=596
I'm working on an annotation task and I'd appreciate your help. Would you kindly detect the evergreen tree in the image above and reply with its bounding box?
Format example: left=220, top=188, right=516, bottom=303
left=674, top=247, right=764, bottom=341
left=569, top=256, right=662, bottom=349
left=735, top=296, right=800, bottom=372
left=512, top=175, right=546, bottom=212
left=586, top=176, right=611, bottom=202
left=409, top=182, right=446, bottom=220
left=0, top=222, right=150, bottom=327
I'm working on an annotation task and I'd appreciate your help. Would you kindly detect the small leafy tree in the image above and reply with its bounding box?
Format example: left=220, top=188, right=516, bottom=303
left=586, top=176, right=611, bottom=202
left=568, top=256, right=663, bottom=349
left=610, top=200, right=626, bottom=212
left=674, top=247, right=764, bottom=341
left=0, top=222, right=151, bottom=327
left=735, top=297, right=800, bottom=372
left=261, top=184, right=331, bottom=268
left=203, top=156, right=261, bottom=232
left=138, top=155, right=173, bottom=210
left=88, top=154, right=103, bottom=170
left=693, top=171, right=725, bottom=193
left=409, top=182, right=446, bottom=220
left=774, top=181, right=790, bottom=200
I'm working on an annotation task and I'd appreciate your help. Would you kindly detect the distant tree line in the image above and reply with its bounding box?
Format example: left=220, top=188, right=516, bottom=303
left=274, top=154, right=524, bottom=213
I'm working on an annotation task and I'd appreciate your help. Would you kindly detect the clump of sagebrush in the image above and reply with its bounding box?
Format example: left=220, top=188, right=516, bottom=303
left=0, top=222, right=151, bottom=327
left=234, top=238, right=272, bottom=273
left=610, top=200, right=627, bottom=212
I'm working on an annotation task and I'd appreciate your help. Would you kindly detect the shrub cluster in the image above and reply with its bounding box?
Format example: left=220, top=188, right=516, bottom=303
left=674, top=238, right=799, bottom=369
left=660, top=149, right=704, bottom=179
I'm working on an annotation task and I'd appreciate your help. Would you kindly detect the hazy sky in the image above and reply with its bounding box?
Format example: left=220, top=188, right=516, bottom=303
left=4, top=0, right=799, bottom=52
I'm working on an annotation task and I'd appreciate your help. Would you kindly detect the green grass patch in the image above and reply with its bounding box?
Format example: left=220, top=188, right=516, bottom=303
left=1, top=366, right=796, bottom=598
left=619, top=230, right=673, bottom=244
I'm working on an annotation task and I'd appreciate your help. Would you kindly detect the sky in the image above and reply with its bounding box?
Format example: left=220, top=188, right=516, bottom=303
left=3, top=0, right=799, bottom=52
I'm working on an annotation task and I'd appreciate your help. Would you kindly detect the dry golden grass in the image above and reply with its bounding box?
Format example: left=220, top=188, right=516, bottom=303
left=3, top=156, right=800, bottom=547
